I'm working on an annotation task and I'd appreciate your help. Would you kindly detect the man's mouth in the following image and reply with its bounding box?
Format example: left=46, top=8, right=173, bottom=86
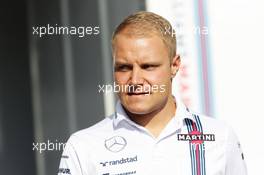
left=125, top=85, right=152, bottom=95
left=127, top=92, right=151, bottom=96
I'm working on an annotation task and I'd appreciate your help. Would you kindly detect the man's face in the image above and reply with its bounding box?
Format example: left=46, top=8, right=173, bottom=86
left=113, top=33, right=180, bottom=115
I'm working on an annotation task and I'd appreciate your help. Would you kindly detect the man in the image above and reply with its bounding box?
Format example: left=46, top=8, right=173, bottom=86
left=58, top=11, right=247, bottom=175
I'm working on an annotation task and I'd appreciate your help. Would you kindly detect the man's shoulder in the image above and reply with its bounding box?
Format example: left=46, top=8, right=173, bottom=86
left=198, top=113, right=227, bottom=128
left=190, top=111, right=231, bottom=137
left=68, top=114, right=115, bottom=144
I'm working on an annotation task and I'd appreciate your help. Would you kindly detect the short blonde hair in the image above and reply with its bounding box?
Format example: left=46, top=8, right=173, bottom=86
left=112, top=11, right=176, bottom=60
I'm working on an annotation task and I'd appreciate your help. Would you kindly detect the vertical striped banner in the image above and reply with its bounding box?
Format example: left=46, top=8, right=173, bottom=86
left=146, top=0, right=214, bottom=116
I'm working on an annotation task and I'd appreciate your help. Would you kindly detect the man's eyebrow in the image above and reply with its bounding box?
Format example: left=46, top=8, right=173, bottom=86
left=115, top=62, right=129, bottom=65
left=139, top=61, right=161, bottom=65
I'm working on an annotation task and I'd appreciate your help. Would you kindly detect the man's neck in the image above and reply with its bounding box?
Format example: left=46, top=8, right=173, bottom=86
left=125, top=96, right=176, bottom=138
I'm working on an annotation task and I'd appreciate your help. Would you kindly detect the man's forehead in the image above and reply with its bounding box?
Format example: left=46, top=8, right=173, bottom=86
left=113, top=31, right=162, bottom=43
left=114, top=37, right=167, bottom=53
left=112, top=32, right=171, bottom=64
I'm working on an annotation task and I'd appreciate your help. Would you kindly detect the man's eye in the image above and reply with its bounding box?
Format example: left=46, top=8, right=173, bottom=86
left=115, top=65, right=131, bottom=72
left=141, top=64, right=158, bottom=70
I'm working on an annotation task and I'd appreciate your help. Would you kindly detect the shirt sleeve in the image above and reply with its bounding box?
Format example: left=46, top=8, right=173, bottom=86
left=225, top=126, right=247, bottom=175
left=58, top=138, right=84, bottom=175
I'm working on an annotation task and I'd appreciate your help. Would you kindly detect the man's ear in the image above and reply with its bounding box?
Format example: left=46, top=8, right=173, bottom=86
left=171, top=55, right=181, bottom=78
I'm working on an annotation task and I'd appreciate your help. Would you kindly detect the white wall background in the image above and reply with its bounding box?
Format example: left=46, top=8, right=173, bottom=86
left=147, top=0, right=264, bottom=174
left=207, top=0, right=264, bottom=174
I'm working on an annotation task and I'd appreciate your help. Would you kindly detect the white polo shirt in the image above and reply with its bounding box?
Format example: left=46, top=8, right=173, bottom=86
left=58, top=99, right=247, bottom=175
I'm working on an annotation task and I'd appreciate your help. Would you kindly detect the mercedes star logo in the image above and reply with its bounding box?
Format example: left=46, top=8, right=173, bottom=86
left=104, top=136, right=127, bottom=153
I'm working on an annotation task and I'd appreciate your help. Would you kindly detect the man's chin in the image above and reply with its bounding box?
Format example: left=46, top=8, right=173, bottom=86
left=123, top=103, right=153, bottom=115
left=128, top=109, right=148, bottom=115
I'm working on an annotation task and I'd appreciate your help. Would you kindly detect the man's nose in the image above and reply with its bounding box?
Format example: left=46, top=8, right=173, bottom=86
left=130, top=66, right=143, bottom=85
